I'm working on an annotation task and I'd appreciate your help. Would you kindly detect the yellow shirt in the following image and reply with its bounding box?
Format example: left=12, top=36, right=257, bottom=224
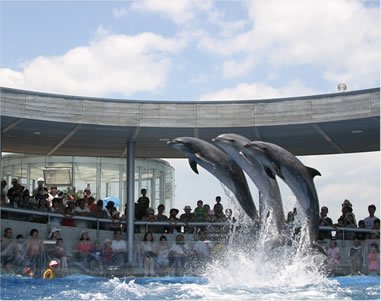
left=43, top=268, right=55, bottom=279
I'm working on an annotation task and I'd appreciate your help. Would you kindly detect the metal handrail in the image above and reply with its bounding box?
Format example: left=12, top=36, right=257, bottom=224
left=1, top=206, right=379, bottom=234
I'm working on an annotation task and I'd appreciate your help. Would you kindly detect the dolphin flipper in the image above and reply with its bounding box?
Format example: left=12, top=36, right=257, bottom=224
left=189, top=159, right=199, bottom=174
left=271, top=162, right=284, bottom=179
left=264, top=167, right=276, bottom=179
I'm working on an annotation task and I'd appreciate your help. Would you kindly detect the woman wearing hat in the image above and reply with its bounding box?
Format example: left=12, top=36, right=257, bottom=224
left=75, top=230, right=93, bottom=269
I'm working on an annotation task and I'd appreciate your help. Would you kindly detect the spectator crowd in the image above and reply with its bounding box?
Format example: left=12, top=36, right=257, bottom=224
left=1, top=178, right=380, bottom=277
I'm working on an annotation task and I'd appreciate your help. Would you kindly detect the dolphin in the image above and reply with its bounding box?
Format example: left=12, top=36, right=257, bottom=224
left=243, top=141, right=321, bottom=243
left=213, top=133, right=286, bottom=235
left=167, top=136, right=258, bottom=221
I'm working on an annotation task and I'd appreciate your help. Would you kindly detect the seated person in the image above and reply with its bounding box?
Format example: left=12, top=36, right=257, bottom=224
left=111, top=230, right=127, bottom=266
left=168, top=234, right=190, bottom=276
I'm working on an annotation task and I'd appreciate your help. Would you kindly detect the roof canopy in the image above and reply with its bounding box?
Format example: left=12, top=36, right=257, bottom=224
left=1, top=87, right=379, bottom=158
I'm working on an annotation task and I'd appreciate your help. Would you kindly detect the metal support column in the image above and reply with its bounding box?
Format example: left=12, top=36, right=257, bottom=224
left=127, top=141, right=135, bottom=264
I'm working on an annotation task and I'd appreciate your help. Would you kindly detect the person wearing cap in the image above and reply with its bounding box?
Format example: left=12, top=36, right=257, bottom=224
left=334, top=201, right=357, bottom=240
left=102, top=239, right=113, bottom=267
left=180, top=206, right=194, bottom=234
left=49, top=227, right=61, bottom=240
left=32, top=177, right=48, bottom=202
left=51, top=238, right=69, bottom=276
left=43, top=260, right=59, bottom=279
left=75, top=230, right=94, bottom=269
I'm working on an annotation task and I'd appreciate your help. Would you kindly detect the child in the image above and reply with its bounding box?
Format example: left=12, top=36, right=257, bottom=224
left=367, top=242, right=380, bottom=276
left=102, top=239, right=113, bottom=268
left=43, top=260, right=59, bottom=279
left=326, top=240, right=340, bottom=275
left=349, top=237, right=363, bottom=274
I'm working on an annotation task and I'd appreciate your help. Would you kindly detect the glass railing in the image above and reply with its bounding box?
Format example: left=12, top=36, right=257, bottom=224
left=1, top=206, right=380, bottom=277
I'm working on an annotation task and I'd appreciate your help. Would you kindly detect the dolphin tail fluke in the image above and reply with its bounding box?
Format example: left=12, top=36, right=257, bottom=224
left=189, top=159, right=199, bottom=174
left=306, top=166, right=321, bottom=178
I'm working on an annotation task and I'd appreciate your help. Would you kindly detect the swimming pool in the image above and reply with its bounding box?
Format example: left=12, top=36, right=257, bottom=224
left=0, top=274, right=379, bottom=300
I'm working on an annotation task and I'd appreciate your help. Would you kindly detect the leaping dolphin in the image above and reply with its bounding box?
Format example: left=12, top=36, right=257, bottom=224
left=213, top=133, right=286, bottom=235
left=167, top=136, right=258, bottom=221
left=243, top=141, right=321, bottom=243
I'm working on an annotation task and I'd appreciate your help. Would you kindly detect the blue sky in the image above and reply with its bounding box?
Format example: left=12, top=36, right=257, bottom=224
left=0, top=0, right=380, bottom=222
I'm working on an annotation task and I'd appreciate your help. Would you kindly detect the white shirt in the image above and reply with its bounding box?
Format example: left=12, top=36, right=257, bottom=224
left=111, top=239, right=127, bottom=252
left=193, top=240, right=212, bottom=258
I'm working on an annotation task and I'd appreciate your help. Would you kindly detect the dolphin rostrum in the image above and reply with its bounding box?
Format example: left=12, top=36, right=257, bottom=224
left=213, top=133, right=286, bottom=235
left=167, top=136, right=258, bottom=221
left=243, top=141, right=321, bottom=243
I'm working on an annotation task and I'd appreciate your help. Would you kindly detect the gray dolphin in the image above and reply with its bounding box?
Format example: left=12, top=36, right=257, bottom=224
left=213, top=133, right=286, bottom=235
left=167, top=136, right=258, bottom=221
left=243, top=141, right=321, bottom=243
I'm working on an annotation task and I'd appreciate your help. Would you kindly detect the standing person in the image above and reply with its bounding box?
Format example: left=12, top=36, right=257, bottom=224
left=167, top=208, right=181, bottom=234
left=194, top=200, right=208, bottom=222
left=135, top=188, right=150, bottom=220
left=213, top=196, right=223, bottom=215
left=335, top=200, right=357, bottom=240
left=48, top=186, right=59, bottom=203
left=27, top=229, right=44, bottom=277
left=349, top=237, right=363, bottom=275
left=367, top=242, right=380, bottom=276
left=73, top=199, right=91, bottom=228
left=7, top=178, right=24, bottom=206
left=32, top=178, right=48, bottom=203
left=363, top=204, right=379, bottom=229
left=180, top=206, right=195, bottom=233
left=50, top=238, right=69, bottom=276
left=1, top=179, right=7, bottom=204
left=319, top=206, right=333, bottom=240
left=155, top=204, right=168, bottom=234
left=325, top=240, right=340, bottom=275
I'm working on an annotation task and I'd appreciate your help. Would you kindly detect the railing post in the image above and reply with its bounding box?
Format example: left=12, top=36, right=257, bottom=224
left=127, top=141, right=135, bottom=265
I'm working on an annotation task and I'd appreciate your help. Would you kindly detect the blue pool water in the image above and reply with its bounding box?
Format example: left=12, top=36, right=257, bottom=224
left=0, top=274, right=379, bottom=300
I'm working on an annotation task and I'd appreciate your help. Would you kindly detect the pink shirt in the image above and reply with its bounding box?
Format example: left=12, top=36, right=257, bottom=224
left=327, top=246, right=340, bottom=264
left=368, top=252, right=380, bottom=272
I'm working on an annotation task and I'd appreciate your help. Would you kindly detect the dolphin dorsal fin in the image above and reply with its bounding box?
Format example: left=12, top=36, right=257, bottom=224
left=306, top=166, right=321, bottom=178
left=189, top=159, right=199, bottom=174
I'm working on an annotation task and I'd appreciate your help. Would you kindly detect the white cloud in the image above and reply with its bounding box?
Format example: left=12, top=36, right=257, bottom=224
left=222, top=55, right=257, bottom=78
left=0, top=32, right=187, bottom=97
left=200, top=81, right=318, bottom=100
left=197, top=0, right=380, bottom=85
left=129, top=0, right=213, bottom=24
